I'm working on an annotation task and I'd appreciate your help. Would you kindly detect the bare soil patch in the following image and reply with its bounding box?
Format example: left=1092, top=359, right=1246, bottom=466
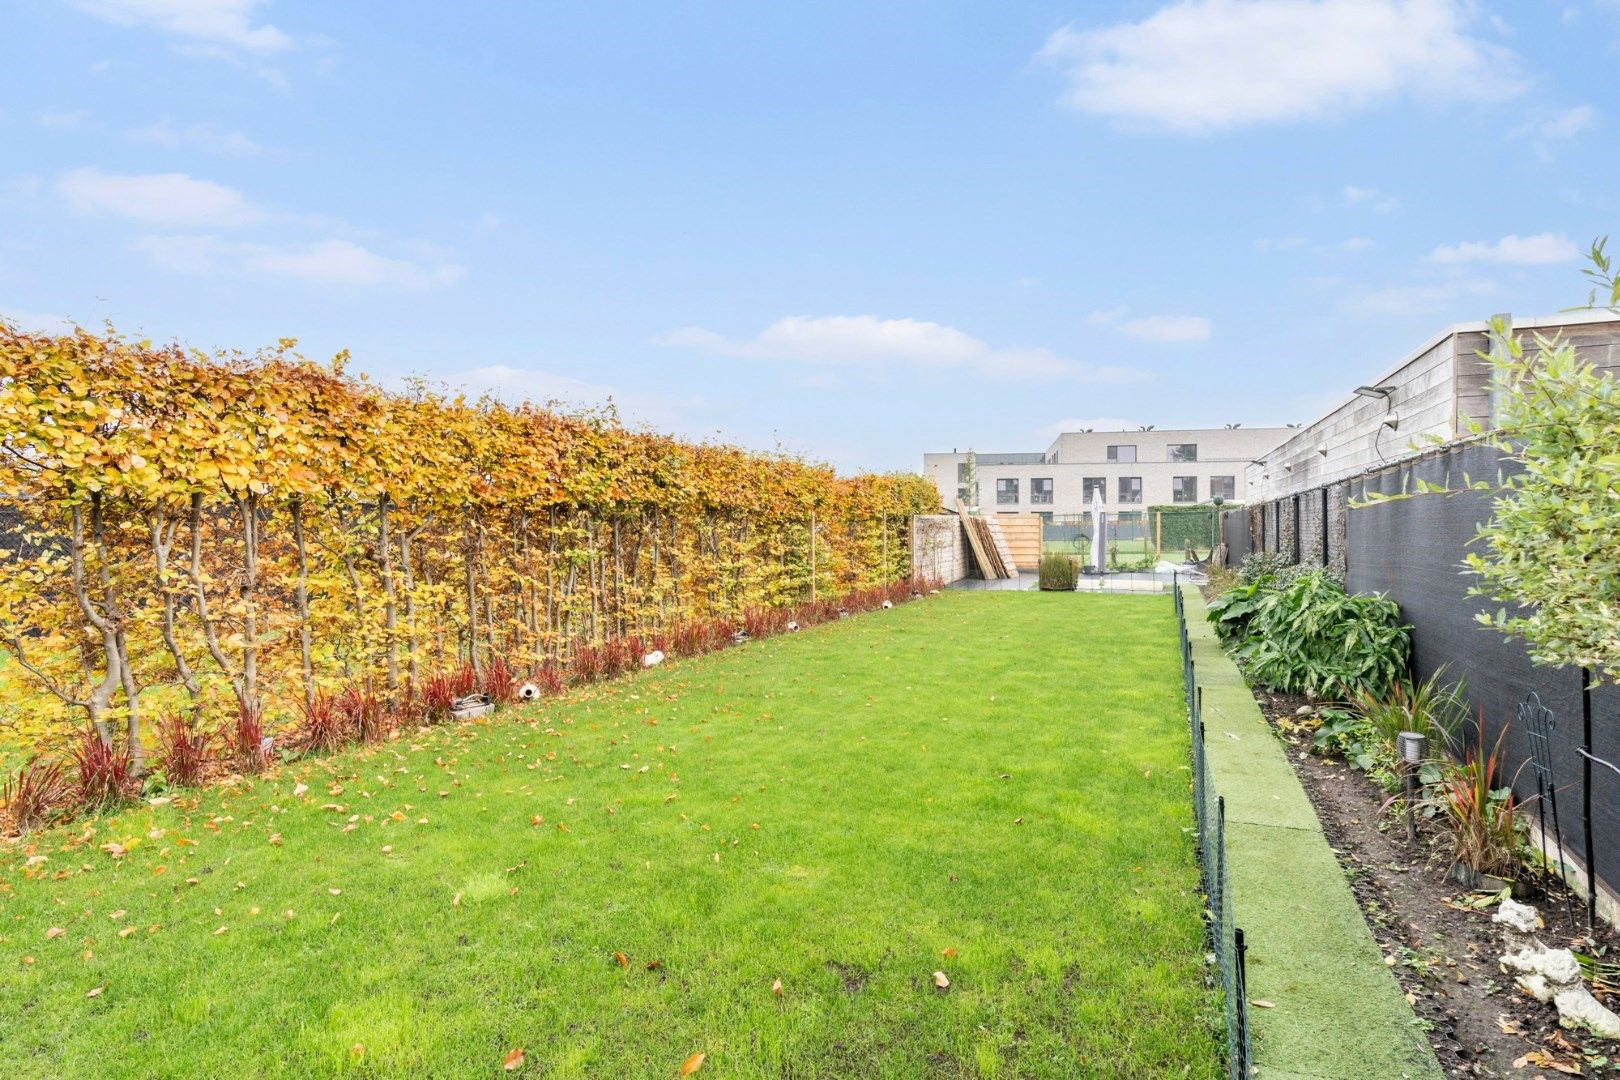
left=1251, top=687, right=1620, bottom=1078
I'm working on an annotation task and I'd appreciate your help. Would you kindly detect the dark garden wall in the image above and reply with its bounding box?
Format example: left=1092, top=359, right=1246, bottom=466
left=1345, top=441, right=1620, bottom=900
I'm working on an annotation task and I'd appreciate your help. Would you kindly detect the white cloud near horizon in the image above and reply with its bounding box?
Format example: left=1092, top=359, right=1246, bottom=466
left=1341, top=277, right=1496, bottom=316
left=658, top=315, right=1142, bottom=383
left=1430, top=233, right=1580, bottom=265
left=1119, top=314, right=1211, bottom=342
left=58, top=167, right=263, bottom=228
left=136, top=234, right=465, bottom=289
left=1039, top=0, right=1522, bottom=133
left=67, top=0, right=291, bottom=53
left=130, top=118, right=262, bottom=156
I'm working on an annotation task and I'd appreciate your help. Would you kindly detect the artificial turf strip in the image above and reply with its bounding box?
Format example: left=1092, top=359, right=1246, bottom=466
left=1181, top=587, right=1443, bottom=1080
left=0, top=592, right=1219, bottom=1079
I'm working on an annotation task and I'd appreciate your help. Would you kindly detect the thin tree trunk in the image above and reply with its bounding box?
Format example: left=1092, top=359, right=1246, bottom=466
left=291, top=498, right=315, bottom=707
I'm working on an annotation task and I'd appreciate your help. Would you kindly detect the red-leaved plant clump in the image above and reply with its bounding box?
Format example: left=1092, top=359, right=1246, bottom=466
left=599, top=638, right=633, bottom=679
left=536, top=662, right=566, bottom=697
left=418, top=670, right=459, bottom=723
left=156, top=711, right=212, bottom=787
left=223, top=694, right=270, bottom=774
left=339, top=683, right=391, bottom=743
left=2, top=756, right=73, bottom=834
left=71, top=728, right=137, bottom=810
left=297, top=691, right=350, bottom=753
left=482, top=655, right=517, bottom=704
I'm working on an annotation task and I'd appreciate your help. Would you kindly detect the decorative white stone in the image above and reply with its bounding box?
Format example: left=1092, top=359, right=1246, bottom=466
left=518, top=681, right=541, bottom=701
left=881, top=600, right=893, bottom=609
left=786, top=621, right=800, bottom=632
left=1496, top=900, right=1620, bottom=1039
left=641, top=650, right=665, bottom=668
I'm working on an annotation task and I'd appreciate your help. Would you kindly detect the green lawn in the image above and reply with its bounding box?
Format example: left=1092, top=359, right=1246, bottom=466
left=0, top=592, right=1217, bottom=1079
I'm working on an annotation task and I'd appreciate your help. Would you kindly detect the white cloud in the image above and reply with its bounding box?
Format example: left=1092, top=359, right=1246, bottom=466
left=129, top=118, right=262, bottom=156
left=1036, top=416, right=1144, bottom=440
left=57, top=167, right=262, bottom=228
left=1430, top=233, right=1580, bottom=265
left=67, top=0, right=291, bottom=53
left=135, top=234, right=465, bottom=289
left=1344, top=184, right=1378, bottom=203
left=1341, top=277, right=1496, bottom=316
left=1255, top=236, right=1307, bottom=251
left=1119, top=314, right=1211, bottom=342
left=1040, top=0, right=1522, bottom=133
left=40, top=110, right=88, bottom=130
left=1340, top=237, right=1374, bottom=250
left=1, top=308, right=79, bottom=335
left=1537, top=104, right=1596, bottom=139
left=657, top=314, right=1141, bottom=383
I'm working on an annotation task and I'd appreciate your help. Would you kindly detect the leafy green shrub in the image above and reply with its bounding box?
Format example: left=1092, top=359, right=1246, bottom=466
left=1205, top=580, right=1269, bottom=643
left=1038, top=552, right=1078, bottom=591
left=1311, top=707, right=1382, bottom=772
left=1234, top=571, right=1410, bottom=698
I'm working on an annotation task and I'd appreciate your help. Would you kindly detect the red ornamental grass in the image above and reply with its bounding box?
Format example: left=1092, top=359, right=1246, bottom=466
left=483, top=655, right=517, bottom=704
left=224, top=694, right=270, bottom=774
left=2, top=756, right=73, bottom=834
left=600, top=638, right=633, bottom=679
left=418, top=670, right=459, bottom=724
left=71, top=728, right=137, bottom=810
left=571, top=643, right=604, bottom=684
left=451, top=664, right=479, bottom=698
left=626, top=636, right=650, bottom=665
left=341, top=683, right=390, bottom=743
left=156, top=711, right=212, bottom=787
left=537, top=663, right=566, bottom=697
left=298, top=692, right=348, bottom=753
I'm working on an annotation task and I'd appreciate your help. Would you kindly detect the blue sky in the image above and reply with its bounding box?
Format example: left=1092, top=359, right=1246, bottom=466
left=3, top=1, right=1616, bottom=471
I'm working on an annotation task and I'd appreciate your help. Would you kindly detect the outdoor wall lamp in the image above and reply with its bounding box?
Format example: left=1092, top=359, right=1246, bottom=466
left=1354, top=384, right=1396, bottom=399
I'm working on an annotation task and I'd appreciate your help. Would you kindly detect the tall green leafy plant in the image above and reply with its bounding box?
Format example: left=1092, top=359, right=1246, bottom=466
left=1464, top=279, right=1620, bottom=679
left=1235, top=571, right=1410, bottom=698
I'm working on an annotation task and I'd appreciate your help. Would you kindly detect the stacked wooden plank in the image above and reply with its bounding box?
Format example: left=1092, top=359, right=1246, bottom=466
left=955, top=501, right=1017, bottom=579
left=983, top=516, right=1018, bottom=573
left=992, top=514, right=1042, bottom=568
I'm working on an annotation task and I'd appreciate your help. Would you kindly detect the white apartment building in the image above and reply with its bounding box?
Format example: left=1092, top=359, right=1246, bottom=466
left=922, top=426, right=1292, bottom=518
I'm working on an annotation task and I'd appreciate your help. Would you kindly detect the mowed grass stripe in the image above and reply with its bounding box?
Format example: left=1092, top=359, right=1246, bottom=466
left=1, top=591, right=1217, bottom=1078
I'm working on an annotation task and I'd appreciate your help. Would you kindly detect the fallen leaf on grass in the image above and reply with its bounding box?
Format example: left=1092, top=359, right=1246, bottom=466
left=45, top=927, right=65, bottom=940
left=1250, top=1000, right=1276, bottom=1009
left=213, top=926, right=228, bottom=936
left=503, top=1047, right=525, bottom=1071
left=680, top=1051, right=706, bottom=1075
left=614, top=951, right=629, bottom=968
left=933, top=971, right=950, bottom=990
left=86, top=987, right=103, bottom=998
left=942, top=947, right=957, bottom=959
left=1496, top=1015, right=1525, bottom=1036
left=118, top=927, right=135, bottom=939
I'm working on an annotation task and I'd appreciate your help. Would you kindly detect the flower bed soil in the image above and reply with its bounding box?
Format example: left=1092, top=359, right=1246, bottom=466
left=1251, top=686, right=1620, bottom=1079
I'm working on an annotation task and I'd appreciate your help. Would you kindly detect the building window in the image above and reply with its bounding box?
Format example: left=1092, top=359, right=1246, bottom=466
left=1118, top=476, right=1142, bottom=504
left=1167, top=443, right=1198, bottom=462
left=995, top=478, right=1019, bottom=505
left=1211, top=475, right=1236, bottom=501
left=1082, top=477, right=1106, bottom=503
left=1031, top=478, right=1053, bottom=504
left=1106, top=444, right=1136, bottom=463
left=1172, top=476, right=1197, bottom=503
left=956, top=462, right=970, bottom=481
